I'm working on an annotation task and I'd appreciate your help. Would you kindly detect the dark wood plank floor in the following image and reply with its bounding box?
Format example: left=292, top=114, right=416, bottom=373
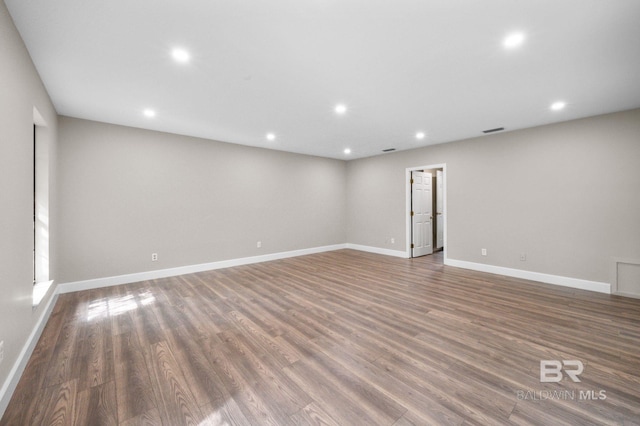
left=2, top=250, right=640, bottom=425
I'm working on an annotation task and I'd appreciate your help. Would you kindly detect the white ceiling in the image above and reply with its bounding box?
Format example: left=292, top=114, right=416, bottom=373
left=6, top=0, right=640, bottom=160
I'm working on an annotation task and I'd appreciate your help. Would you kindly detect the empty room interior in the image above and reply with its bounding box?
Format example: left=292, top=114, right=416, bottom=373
left=1, top=1, right=640, bottom=425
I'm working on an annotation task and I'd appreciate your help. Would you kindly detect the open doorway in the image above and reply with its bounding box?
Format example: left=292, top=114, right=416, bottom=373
left=406, top=164, right=446, bottom=259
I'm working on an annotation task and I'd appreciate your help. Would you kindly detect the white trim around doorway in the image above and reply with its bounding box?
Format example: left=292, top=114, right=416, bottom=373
left=405, top=163, right=447, bottom=260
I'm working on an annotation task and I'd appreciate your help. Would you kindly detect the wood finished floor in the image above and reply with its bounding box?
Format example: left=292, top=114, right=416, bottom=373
left=2, top=250, right=640, bottom=425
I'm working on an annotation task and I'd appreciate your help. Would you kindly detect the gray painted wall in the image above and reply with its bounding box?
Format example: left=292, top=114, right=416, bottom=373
left=347, top=108, right=640, bottom=285
left=57, top=117, right=347, bottom=283
left=0, top=0, right=58, bottom=394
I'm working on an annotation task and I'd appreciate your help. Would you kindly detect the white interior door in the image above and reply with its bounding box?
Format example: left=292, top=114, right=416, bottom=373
left=436, top=170, right=444, bottom=249
left=411, top=171, right=433, bottom=257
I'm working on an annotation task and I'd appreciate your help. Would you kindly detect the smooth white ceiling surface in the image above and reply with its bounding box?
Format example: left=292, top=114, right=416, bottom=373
left=6, top=0, right=640, bottom=159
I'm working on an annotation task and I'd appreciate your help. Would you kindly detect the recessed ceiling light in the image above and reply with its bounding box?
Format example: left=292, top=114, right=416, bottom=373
left=335, top=104, right=347, bottom=115
left=343, top=148, right=351, bottom=155
left=143, top=109, right=156, bottom=118
left=503, top=32, right=525, bottom=49
left=415, top=132, right=426, bottom=140
left=266, top=133, right=276, bottom=141
left=550, top=101, right=566, bottom=111
left=171, top=48, right=190, bottom=63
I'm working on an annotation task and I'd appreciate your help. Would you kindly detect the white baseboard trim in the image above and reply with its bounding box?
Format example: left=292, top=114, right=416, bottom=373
left=346, top=243, right=408, bottom=258
left=445, top=258, right=611, bottom=294
left=0, top=291, right=59, bottom=418
left=58, top=244, right=348, bottom=294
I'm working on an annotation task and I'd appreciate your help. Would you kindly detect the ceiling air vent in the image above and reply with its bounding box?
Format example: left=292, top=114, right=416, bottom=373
left=482, top=127, right=505, bottom=134
left=382, top=148, right=396, bottom=152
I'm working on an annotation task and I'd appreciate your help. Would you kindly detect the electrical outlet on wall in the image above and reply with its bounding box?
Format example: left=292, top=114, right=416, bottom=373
left=151, top=253, right=158, bottom=261
left=390, top=238, right=395, bottom=244
left=257, top=241, right=262, bottom=248
left=481, top=248, right=487, bottom=256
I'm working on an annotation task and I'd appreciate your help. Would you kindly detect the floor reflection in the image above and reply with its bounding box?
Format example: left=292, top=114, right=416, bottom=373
left=87, top=290, right=156, bottom=321
left=199, top=410, right=229, bottom=426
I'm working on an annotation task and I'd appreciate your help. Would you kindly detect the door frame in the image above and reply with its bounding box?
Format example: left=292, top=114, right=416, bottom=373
left=405, top=163, right=447, bottom=259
